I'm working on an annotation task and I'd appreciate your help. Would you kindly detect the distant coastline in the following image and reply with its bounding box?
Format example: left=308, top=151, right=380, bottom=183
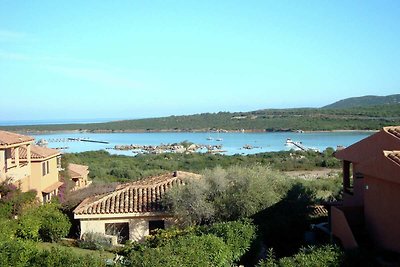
left=14, top=128, right=379, bottom=136
left=1, top=104, right=398, bottom=134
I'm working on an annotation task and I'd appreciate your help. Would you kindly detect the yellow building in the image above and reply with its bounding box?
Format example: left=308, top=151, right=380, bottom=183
left=0, top=130, right=63, bottom=202
left=68, top=163, right=92, bottom=191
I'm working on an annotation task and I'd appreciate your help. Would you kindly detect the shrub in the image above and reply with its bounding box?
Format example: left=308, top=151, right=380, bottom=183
left=164, top=165, right=289, bottom=225
left=200, top=219, right=256, bottom=261
left=258, top=245, right=343, bottom=267
left=0, top=240, right=107, bottom=267
left=15, top=214, right=41, bottom=241
left=16, top=203, right=71, bottom=242
left=0, top=239, right=38, bottom=267
left=37, top=203, right=71, bottom=242
left=128, top=234, right=232, bottom=267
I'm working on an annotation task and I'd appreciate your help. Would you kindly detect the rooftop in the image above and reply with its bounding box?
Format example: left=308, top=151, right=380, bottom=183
left=74, top=171, right=200, bottom=216
left=12, top=145, right=60, bottom=160
left=385, top=151, right=400, bottom=166
left=384, top=126, right=400, bottom=139
left=68, top=163, right=89, bottom=179
left=0, top=130, right=34, bottom=147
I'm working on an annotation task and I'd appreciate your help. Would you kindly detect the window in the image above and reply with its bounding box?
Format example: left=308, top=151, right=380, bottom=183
left=148, top=220, right=165, bottom=235
left=42, top=161, right=50, bottom=176
left=56, top=156, right=62, bottom=170
left=105, top=223, right=129, bottom=243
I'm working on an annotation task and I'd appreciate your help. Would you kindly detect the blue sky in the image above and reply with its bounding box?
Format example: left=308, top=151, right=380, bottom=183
left=1, top=0, right=399, bottom=121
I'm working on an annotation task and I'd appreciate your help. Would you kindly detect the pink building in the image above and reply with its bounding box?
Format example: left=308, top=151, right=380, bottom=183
left=331, top=126, right=400, bottom=252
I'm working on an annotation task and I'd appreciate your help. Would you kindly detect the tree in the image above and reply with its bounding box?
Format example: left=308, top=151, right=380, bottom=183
left=164, top=165, right=290, bottom=225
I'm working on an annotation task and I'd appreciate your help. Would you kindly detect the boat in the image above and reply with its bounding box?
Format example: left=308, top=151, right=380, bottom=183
left=206, top=137, right=213, bottom=140
left=36, top=139, right=48, bottom=147
left=216, top=138, right=223, bottom=141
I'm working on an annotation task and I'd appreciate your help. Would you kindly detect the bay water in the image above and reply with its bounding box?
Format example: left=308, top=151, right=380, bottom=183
left=31, top=131, right=373, bottom=156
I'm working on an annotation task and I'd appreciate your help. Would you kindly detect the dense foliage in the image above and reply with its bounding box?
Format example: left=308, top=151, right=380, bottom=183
left=1, top=104, right=399, bottom=132
left=122, top=220, right=256, bottom=267
left=258, top=245, right=343, bottom=267
left=62, top=149, right=340, bottom=183
left=0, top=240, right=107, bottom=267
left=164, top=165, right=289, bottom=225
left=323, top=94, right=400, bottom=109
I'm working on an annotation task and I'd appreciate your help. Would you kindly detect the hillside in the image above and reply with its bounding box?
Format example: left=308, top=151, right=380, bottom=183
left=323, top=94, right=400, bottom=109
left=1, top=104, right=400, bottom=132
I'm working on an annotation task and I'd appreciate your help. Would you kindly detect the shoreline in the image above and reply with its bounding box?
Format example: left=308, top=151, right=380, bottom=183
left=14, top=128, right=380, bottom=135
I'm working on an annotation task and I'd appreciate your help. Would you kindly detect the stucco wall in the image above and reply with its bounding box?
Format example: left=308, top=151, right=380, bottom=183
left=79, top=215, right=175, bottom=243
left=30, top=157, right=59, bottom=199
left=364, top=176, right=400, bottom=253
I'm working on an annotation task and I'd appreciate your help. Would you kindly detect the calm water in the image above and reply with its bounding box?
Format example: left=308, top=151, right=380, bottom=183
left=31, top=131, right=373, bottom=156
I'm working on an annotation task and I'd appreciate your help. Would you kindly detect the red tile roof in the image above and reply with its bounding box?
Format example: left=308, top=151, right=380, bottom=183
left=12, top=145, right=60, bottom=160
left=385, top=126, right=400, bottom=139
left=386, top=151, right=400, bottom=166
left=74, top=171, right=200, bottom=215
left=0, top=130, right=34, bottom=146
left=68, top=163, right=89, bottom=179
left=42, top=181, right=64, bottom=193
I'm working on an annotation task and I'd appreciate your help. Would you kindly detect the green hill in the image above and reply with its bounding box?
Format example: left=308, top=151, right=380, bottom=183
left=323, top=94, right=400, bottom=109
left=1, top=104, right=400, bottom=132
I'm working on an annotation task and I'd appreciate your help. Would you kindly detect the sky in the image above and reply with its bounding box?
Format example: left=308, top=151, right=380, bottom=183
left=1, top=0, right=400, bottom=122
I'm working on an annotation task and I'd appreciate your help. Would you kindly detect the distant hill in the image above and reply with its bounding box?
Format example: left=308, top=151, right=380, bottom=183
left=323, top=94, right=400, bottom=109
left=2, top=104, right=400, bottom=132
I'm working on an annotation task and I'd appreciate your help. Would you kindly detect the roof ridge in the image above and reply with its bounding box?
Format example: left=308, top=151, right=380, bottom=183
left=384, top=150, right=400, bottom=166
left=384, top=126, right=400, bottom=139
left=74, top=173, right=197, bottom=214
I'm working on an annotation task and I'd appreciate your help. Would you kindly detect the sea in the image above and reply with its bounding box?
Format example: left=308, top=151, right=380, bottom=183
left=30, top=131, right=372, bottom=156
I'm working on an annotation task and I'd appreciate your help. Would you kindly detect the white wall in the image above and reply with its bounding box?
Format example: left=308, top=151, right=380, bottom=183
left=79, top=216, right=175, bottom=243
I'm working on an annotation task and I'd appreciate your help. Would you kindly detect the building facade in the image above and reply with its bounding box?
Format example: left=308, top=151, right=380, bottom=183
left=74, top=171, right=200, bottom=243
left=0, top=130, right=63, bottom=202
left=331, top=126, right=400, bottom=253
left=68, top=163, right=92, bottom=191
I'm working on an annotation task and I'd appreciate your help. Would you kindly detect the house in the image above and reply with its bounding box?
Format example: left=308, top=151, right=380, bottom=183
left=0, top=130, right=63, bottom=202
left=68, top=163, right=92, bottom=191
left=74, top=171, right=200, bottom=243
left=330, top=126, right=400, bottom=253
left=0, top=130, right=34, bottom=185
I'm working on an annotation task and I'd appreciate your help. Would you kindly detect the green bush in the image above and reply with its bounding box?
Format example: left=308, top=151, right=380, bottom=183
left=164, top=165, right=290, bottom=225
left=0, top=240, right=38, bottom=267
left=200, top=219, right=256, bottom=261
left=15, top=214, right=41, bottom=241
left=0, top=240, right=107, bottom=267
left=258, top=245, right=343, bottom=267
left=128, top=234, right=232, bottom=267
left=16, top=203, right=71, bottom=242
left=37, top=204, right=71, bottom=242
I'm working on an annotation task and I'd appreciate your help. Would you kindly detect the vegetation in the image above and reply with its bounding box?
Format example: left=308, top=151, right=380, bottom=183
left=121, top=219, right=257, bottom=267
left=1, top=103, right=400, bottom=132
left=62, top=148, right=341, bottom=183
left=323, top=94, right=400, bottom=109
left=259, top=245, right=343, bottom=267
left=164, top=166, right=290, bottom=225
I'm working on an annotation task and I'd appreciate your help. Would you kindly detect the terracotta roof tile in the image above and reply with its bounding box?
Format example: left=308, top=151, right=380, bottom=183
left=74, top=171, right=200, bottom=215
left=12, top=145, right=60, bottom=160
left=385, top=126, right=400, bottom=139
left=42, top=181, right=64, bottom=193
left=386, top=151, right=400, bottom=166
left=68, top=163, right=89, bottom=178
left=310, top=205, right=328, bottom=217
left=0, top=130, right=34, bottom=146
